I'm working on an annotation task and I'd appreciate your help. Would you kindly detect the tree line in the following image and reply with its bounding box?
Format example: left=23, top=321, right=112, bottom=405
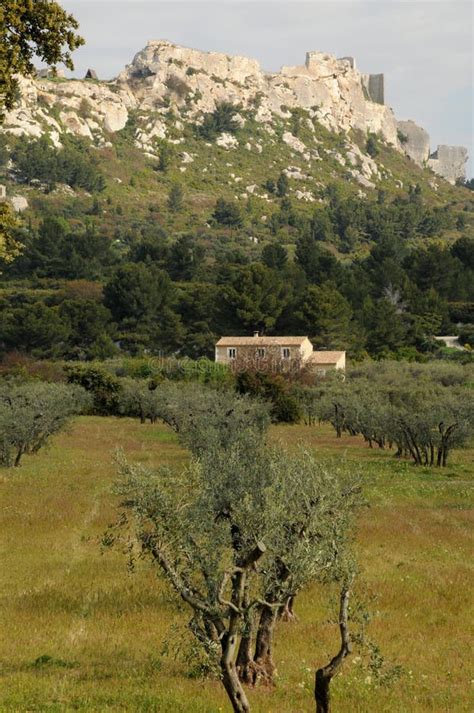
left=1, top=205, right=473, bottom=361
left=27, top=358, right=470, bottom=468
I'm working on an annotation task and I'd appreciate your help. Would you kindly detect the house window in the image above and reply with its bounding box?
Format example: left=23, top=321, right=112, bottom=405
left=228, top=347, right=236, bottom=359
left=257, top=348, right=265, bottom=358
left=282, top=347, right=290, bottom=359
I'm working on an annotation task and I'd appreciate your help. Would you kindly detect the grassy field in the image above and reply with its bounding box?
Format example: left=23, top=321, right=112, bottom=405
left=0, top=416, right=473, bottom=712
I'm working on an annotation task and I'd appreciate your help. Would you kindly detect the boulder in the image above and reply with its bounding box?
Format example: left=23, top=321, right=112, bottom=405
left=282, top=132, right=307, bottom=154
left=10, top=196, right=29, bottom=212
left=295, top=190, right=315, bottom=202
left=180, top=151, right=194, bottom=163
left=216, top=132, right=238, bottom=149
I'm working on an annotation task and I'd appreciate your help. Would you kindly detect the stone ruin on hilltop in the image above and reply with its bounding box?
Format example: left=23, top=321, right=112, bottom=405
left=2, top=40, right=468, bottom=185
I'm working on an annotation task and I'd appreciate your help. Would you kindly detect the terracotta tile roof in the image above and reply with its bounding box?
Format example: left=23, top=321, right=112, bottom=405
left=308, top=351, right=345, bottom=364
left=216, top=336, right=309, bottom=347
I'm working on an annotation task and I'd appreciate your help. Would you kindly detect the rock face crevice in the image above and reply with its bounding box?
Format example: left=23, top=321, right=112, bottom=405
left=2, top=39, right=468, bottom=184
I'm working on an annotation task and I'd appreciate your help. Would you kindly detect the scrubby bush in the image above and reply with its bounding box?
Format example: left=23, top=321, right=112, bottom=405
left=196, top=101, right=241, bottom=140
left=236, top=370, right=301, bottom=423
left=64, top=364, right=122, bottom=415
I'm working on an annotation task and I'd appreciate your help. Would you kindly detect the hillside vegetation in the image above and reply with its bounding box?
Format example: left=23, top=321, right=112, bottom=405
left=1, top=46, right=473, bottom=362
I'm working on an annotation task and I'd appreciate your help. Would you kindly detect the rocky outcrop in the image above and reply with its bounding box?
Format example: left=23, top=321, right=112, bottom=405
left=396, top=120, right=467, bottom=184
left=3, top=40, right=400, bottom=148
left=396, top=120, right=430, bottom=166
left=1, top=40, right=468, bottom=186
left=427, top=145, right=468, bottom=185
left=3, top=74, right=133, bottom=147
left=10, top=195, right=28, bottom=212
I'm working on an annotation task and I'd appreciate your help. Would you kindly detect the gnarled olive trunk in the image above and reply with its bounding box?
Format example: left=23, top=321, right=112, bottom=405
left=253, top=604, right=277, bottom=682
left=314, top=583, right=352, bottom=713
left=236, top=604, right=276, bottom=686
left=221, top=631, right=251, bottom=713
left=222, top=540, right=267, bottom=709
left=279, top=595, right=298, bottom=622
left=236, top=603, right=257, bottom=685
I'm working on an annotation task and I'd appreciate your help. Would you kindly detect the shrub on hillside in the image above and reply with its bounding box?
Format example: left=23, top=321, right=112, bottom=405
left=196, top=101, right=241, bottom=140
left=12, top=135, right=105, bottom=191
left=212, top=197, right=243, bottom=228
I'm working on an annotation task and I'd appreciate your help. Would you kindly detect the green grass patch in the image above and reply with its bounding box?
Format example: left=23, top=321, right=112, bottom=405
left=0, top=417, right=472, bottom=711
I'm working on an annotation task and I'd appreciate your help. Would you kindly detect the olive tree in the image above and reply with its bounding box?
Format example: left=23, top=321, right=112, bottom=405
left=108, top=388, right=360, bottom=711
left=147, top=381, right=271, bottom=455
left=235, top=452, right=360, bottom=687
left=0, top=382, right=89, bottom=467
left=386, top=387, right=474, bottom=466
left=118, top=379, right=162, bottom=424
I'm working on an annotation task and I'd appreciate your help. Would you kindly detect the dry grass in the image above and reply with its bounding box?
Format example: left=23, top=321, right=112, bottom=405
left=0, top=417, right=473, bottom=712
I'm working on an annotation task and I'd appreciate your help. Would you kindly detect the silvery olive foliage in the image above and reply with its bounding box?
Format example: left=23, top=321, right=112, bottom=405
left=0, top=381, right=90, bottom=467
left=108, top=387, right=360, bottom=712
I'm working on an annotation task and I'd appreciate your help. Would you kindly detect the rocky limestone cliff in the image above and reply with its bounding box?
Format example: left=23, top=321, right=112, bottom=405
left=396, top=120, right=468, bottom=184
left=427, top=145, right=469, bottom=185
left=2, top=40, right=468, bottom=185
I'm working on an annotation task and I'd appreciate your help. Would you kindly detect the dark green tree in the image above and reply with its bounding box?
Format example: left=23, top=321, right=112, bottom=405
left=59, top=299, right=116, bottom=359
left=212, top=197, right=243, bottom=228
left=362, top=297, right=408, bottom=356
left=310, top=209, right=334, bottom=243
left=276, top=172, right=289, bottom=197
left=167, top=182, right=184, bottom=213
left=0, top=302, right=70, bottom=358
left=167, top=234, right=204, bottom=281
left=261, top=243, right=288, bottom=270
left=103, top=263, right=183, bottom=352
left=294, top=285, right=353, bottom=349
left=295, top=234, right=341, bottom=285
left=0, top=0, right=84, bottom=118
left=221, top=263, right=289, bottom=333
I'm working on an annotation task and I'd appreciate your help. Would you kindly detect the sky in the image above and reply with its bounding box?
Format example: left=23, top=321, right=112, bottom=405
left=60, top=1, right=473, bottom=176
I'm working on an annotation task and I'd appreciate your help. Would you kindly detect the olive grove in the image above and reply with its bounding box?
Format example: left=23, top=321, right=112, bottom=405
left=299, top=362, right=474, bottom=467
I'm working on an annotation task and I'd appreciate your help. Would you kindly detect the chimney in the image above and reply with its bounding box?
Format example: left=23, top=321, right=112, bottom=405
left=253, top=331, right=259, bottom=338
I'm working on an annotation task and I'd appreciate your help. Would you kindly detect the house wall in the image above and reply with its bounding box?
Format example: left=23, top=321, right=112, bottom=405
left=215, top=343, right=308, bottom=365
left=300, top=338, right=314, bottom=361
